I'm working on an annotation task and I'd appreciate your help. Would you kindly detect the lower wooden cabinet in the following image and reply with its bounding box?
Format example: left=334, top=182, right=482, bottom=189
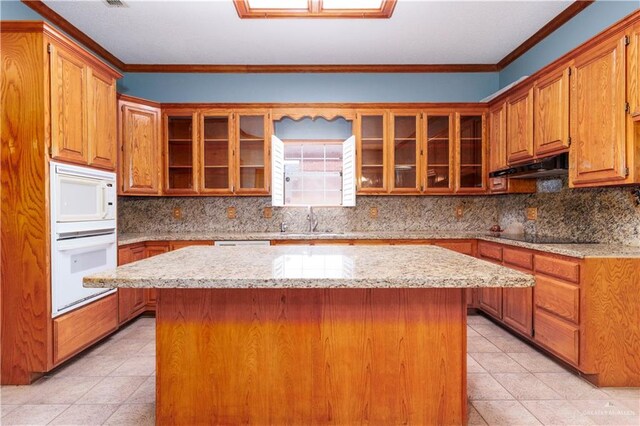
left=533, top=308, right=580, bottom=365
left=117, top=244, right=147, bottom=324
left=479, top=288, right=503, bottom=319
left=502, top=287, right=533, bottom=336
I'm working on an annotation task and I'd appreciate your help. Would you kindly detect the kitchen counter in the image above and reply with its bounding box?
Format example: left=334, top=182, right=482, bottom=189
left=117, top=231, right=640, bottom=259
left=85, top=245, right=534, bottom=289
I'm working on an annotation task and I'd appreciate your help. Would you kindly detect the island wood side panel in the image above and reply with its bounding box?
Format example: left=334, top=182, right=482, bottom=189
left=156, top=288, right=467, bottom=425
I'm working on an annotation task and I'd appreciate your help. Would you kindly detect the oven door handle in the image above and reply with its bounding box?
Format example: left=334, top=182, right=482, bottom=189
left=101, top=182, right=109, bottom=219
left=57, top=234, right=116, bottom=252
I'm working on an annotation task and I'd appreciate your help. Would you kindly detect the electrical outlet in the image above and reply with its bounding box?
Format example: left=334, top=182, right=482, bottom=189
left=369, top=207, right=378, bottom=219
left=172, top=207, right=183, bottom=220
left=455, top=205, right=464, bottom=219
left=227, top=206, right=237, bottom=219
left=526, top=207, right=538, bottom=221
left=263, top=207, right=273, bottom=219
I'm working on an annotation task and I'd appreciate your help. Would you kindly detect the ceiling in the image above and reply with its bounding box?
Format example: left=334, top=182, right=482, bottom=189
left=42, top=0, right=573, bottom=65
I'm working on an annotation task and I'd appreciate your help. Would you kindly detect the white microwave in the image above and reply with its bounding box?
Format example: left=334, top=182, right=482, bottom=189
left=50, top=162, right=116, bottom=233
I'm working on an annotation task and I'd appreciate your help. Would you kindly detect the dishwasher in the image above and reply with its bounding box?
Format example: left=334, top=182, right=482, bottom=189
left=214, top=241, right=271, bottom=247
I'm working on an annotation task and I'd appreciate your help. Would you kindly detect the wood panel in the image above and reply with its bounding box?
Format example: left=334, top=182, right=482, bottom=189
left=535, top=254, right=580, bottom=283
left=569, top=32, right=628, bottom=186
left=582, top=258, right=640, bottom=386
left=53, top=294, right=118, bottom=364
left=156, top=288, right=467, bottom=425
left=534, top=66, right=570, bottom=156
left=49, top=41, right=88, bottom=164
left=506, top=86, right=535, bottom=164
left=503, top=287, right=533, bottom=336
left=534, top=308, right=580, bottom=365
left=478, top=288, right=503, bottom=320
left=503, top=247, right=534, bottom=271
left=119, top=101, right=162, bottom=195
left=1, top=31, right=51, bottom=385
left=488, top=102, right=507, bottom=172
left=535, top=275, right=580, bottom=324
left=87, top=67, right=116, bottom=170
left=478, top=242, right=503, bottom=263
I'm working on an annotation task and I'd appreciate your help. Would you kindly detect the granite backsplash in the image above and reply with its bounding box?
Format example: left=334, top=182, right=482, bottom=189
left=118, top=179, right=640, bottom=246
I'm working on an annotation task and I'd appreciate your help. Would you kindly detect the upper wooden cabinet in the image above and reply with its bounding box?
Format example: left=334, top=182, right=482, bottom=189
left=424, top=113, right=454, bottom=193
left=569, top=32, right=628, bottom=187
left=389, top=111, right=421, bottom=193
left=235, top=111, right=270, bottom=194
left=488, top=102, right=507, bottom=173
left=164, top=111, right=199, bottom=194
left=201, top=111, right=234, bottom=194
left=356, top=111, right=387, bottom=193
left=534, top=67, right=570, bottom=157
left=48, top=40, right=119, bottom=170
left=456, top=112, right=486, bottom=193
left=119, top=97, right=162, bottom=195
left=506, top=86, right=535, bottom=164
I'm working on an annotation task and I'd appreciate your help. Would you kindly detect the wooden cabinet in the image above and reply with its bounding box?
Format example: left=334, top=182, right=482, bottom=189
left=356, top=111, right=387, bottom=193
left=165, top=110, right=199, bottom=194
left=87, top=68, right=117, bottom=169
left=424, top=113, right=454, bottom=193
left=144, top=242, right=170, bottom=309
left=119, top=97, right=162, bottom=195
left=49, top=42, right=88, bottom=165
left=389, top=112, right=421, bottom=193
left=534, top=67, right=570, bottom=157
left=456, top=112, right=486, bottom=193
left=570, top=32, right=628, bottom=187
left=201, top=111, right=234, bottom=194
left=506, top=86, right=535, bottom=164
left=479, top=288, right=503, bottom=319
left=489, top=103, right=507, bottom=173
left=117, top=244, right=147, bottom=324
left=235, top=111, right=270, bottom=194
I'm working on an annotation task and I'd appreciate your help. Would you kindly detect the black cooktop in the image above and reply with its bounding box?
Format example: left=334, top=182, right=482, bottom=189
left=487, top=233, right=596, bottom=244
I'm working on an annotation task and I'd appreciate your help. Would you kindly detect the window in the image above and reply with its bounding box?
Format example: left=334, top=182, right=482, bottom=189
left=272, top=136, right=355, bottom=207
left=234, top=0, right=397, bottom=19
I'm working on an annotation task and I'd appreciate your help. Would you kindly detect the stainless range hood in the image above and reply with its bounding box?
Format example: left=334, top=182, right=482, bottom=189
left=489, top=153, right=568, bottom=179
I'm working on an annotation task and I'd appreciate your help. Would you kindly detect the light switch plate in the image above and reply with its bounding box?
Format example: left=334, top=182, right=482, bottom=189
left=172, top=207, right=183, bottom=220
left=227, top=206, right=237, bottom=219
left=263, top=207, right=273, bottom=219
left=526, top=207, right=538, bottom=221
left=369, top=207, right=378, bottom=219
left=455, top=205, right=464, bottom=219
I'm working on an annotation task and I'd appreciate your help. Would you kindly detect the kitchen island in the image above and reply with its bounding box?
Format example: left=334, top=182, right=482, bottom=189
left=85, top=245, right=534, bottom=425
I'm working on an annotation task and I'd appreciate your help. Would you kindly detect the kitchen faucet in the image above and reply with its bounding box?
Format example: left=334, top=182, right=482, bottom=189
left=307, top=206, right=318, bottom=233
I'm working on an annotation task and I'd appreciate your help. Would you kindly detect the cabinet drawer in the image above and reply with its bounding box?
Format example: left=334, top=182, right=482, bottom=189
left=434, top=241, right=475, bottom=256
left=169, top=240, right=214, bottom=251
left=503, top=247, right=533, bottom=271
left=534, top=309, right=579, bottom=365
left=535, top=275, right=580, bottom=324
left=535, top=255, right=580, bottom=283
left=478, top=242, right=503, bottom=263
left=53, top=294, right=118, bottom=364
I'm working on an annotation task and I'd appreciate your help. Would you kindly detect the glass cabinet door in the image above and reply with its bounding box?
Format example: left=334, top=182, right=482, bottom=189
left=390, top=113, right=420, bottom=192
left=201, top=113, right=232, bottom=193
left=236, top=113, right=269, bottom=193
left=357, top=113, right=386, bottom=192
left=425, top=114, right=453, bottom=192
left=166, top=113, right=197, bottom=193
left=457, top=114, right=485, bottom=191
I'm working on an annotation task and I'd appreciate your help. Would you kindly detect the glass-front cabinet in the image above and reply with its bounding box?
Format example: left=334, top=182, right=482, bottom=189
left=200, top=111, right=233, bottom=194
left=389, top=112, right=421, bottom=193
left=235, top=112, right=270, bottom=194
left=456, top=112, right=486, bottom=192
left=165, top=111, right=198, bottom=194
left=356, top=111, right=387, bottom=193
left=424, top=113, right=454, bottom=193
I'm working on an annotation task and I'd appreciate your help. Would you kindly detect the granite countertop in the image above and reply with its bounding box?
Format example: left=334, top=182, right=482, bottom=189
left=85, top=245, right=535, bottom=289
left=117, top=231, right=640, bottom=259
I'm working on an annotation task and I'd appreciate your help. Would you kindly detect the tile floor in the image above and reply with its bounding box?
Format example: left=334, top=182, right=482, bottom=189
left=1, top=314, right=638, bottom=425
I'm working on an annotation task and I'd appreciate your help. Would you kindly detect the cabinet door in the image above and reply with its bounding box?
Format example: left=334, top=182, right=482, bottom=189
left=117, top=245, right=146, bottom=324
left=49, top=42, right=88, bottom=164
left=389, top=112, right=421, bottom=193
left=503, top=287, right=533, bottom=336
left=479, top=288, right=503, bottom=319
left=87, top=68, right=116, bottom=170
left=506, top=87, right=534, bottom=164
left=456, top=113, right=486, bottom=192
left=201, top=112, right=233, bottom=194
left=570, top=33, right=628, bottom=186
left=424, top=113, right=453, bottom=193
left=630, top=24, right=640, bottom=118
left=165, top=112, right=198, bottom=194
left=120, top=102, right=161, bottom=195
left=489, top=103, right=507, bottom=172
left=356, top=112, right=387, bottom=193
left=235, top=112, right=270, bottom=194
left=534, top=67, right=570, bottom=157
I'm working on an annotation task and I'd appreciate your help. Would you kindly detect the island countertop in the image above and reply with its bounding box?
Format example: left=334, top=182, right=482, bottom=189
left=84, top=245, right=535, bottom=289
